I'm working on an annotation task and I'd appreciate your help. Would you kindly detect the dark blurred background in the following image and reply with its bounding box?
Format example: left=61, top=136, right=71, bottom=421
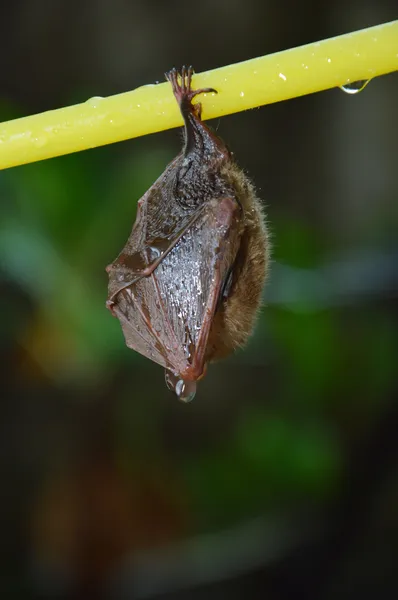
left=1, top=1, right=398, bottom=599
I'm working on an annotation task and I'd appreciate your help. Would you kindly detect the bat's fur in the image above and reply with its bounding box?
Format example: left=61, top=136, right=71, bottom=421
left=207, top=163, right=269, bottom=361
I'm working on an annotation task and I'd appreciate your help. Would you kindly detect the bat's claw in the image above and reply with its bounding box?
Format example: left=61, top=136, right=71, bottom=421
left=165, top=66, right=217, bottom=113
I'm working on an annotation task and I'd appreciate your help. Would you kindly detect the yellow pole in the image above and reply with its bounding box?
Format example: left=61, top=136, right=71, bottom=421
left=0, top=20, right=397, bottom=170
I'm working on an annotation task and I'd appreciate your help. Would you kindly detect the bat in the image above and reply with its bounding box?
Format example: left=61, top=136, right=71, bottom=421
left=106, top=66, right=269, bottom=402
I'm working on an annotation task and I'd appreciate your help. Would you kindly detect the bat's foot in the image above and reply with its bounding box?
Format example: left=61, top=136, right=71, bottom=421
left=165, top=66, right=217, bottom=119
left=166, top=65, right=228, bottom=165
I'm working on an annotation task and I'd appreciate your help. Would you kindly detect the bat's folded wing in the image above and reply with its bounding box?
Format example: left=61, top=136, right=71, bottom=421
left=111, top=197, right=242, bottom=379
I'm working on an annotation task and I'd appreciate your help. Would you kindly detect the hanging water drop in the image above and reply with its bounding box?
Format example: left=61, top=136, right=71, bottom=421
left=165, top=370, right=178, bottom=392
left=165, top=370, right=196, bottom=403
left=340, top=79, right=371, bottom=94
left=176, top=379, right=196, bottom=403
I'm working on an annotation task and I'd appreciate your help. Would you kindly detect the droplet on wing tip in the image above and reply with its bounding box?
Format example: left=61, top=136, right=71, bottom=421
left=176, top=379, right=196, bottom=403
left=165, top=370, right=196, bottom=403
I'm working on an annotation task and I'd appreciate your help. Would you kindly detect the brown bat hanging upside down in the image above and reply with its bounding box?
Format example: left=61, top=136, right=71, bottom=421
left=106, top=66, right=269, bottom=402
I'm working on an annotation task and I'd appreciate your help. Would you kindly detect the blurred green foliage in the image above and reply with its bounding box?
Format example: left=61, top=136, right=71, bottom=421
left=1, top=1, right=397, bottom=596
left=1, top=144, right=172, bottom=381
left=1, top=97, right=398, bottom=600
left=2, top=138, right=397, bottom=539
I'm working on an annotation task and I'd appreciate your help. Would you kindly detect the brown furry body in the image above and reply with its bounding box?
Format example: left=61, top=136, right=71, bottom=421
left=207, top=162, right=269, bottom=361
left=106, top=66, right=269, bottom=399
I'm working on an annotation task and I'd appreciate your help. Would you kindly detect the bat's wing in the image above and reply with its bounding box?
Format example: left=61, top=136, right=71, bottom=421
left=107, top=154, right=203, bottom=301
left=107, top=209, right=203, bottom=300
left=110, top=196, right=242, bottom=380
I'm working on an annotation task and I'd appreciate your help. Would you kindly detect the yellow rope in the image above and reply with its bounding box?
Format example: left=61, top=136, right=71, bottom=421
left=0, top=20, right=397, bottom=170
